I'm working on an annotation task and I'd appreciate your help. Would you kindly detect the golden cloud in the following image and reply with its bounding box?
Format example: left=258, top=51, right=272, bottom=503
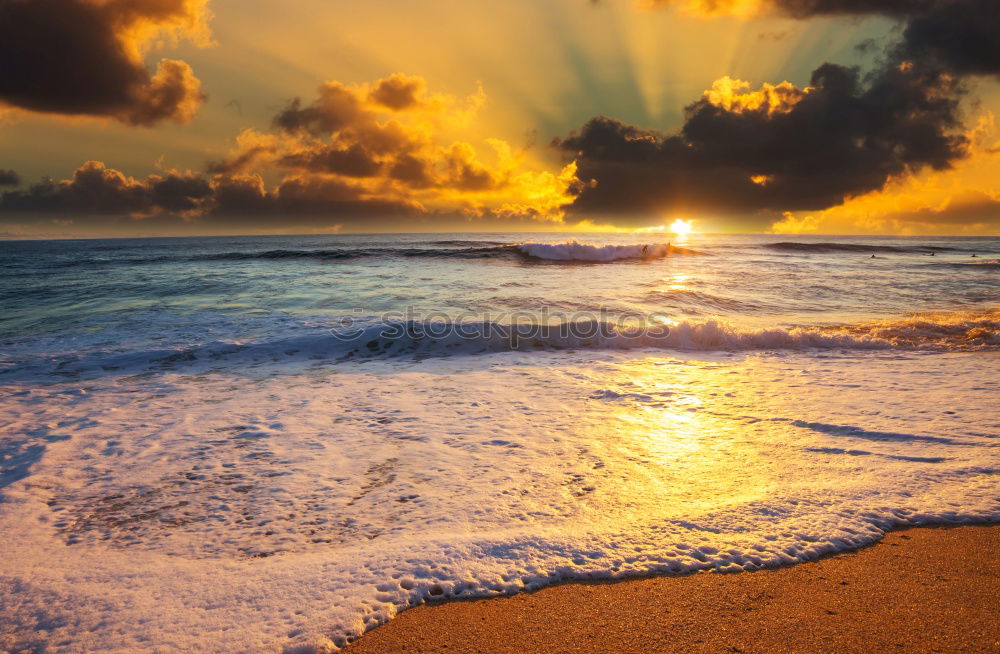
left=638, top=0, right=765, bottom=17
left=213, top=74, right=580, bottom=220
left=1, top=75, right=581, bottom=229
left=703, top=76, right=809, bottom=116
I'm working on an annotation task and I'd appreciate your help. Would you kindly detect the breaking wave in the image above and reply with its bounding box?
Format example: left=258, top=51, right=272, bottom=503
left=335, top=308, right=1000, bottom=355
left=515, top=241, right=701, bottom=261
left=5, top=309, right=996, bottom=382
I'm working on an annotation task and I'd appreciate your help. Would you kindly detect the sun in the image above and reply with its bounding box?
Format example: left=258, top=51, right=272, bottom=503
left=669, top=219, right=693, bottom=236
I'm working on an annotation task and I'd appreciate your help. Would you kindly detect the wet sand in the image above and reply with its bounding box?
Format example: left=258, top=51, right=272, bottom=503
left=346, top=526, right=999, bottom=653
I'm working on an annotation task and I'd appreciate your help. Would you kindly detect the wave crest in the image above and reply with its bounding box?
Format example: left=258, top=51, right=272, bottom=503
left=5, top=309, right=996, bottom=382
left=516, top=241, right=701, bottom=261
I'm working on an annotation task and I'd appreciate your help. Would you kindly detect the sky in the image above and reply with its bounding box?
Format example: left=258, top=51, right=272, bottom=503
left=1, top=0, right=1000, bottom=237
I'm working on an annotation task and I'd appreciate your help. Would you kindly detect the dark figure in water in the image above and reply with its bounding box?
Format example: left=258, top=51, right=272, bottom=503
left=930, top=252, right=935, bottom=256
left=972, top=253, right=978, bottom=258
left=871, top=254, right=876, bottom=258
left=642, top=245, right=648, bottom=258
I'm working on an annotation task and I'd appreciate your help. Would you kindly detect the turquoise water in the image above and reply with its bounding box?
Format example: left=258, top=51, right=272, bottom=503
left=2, top=233, right=998, bottom=379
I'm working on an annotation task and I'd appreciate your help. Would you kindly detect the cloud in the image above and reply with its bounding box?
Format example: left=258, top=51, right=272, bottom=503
left=0, top=162, right=420, bottom=229
left=369, top=73, right=427, bottom=111
left=213, top=74, right=579, bottom=220
left=772, top=190, right=1000, bottom=235
left=554, top=64, right=966, bottom=223
left=0, top=0, right=211, bottom=125
left=0, top=168, right=19, bottom=186
left=0, top=161, right=213, bottom=216
left=554, top=0, right=1000, bottom=227
left=770, top=115, right=1000, bottom=234
left=1, top=75, right=581, bottom=229
left=208, top=174, right=420, bottom=222
left=649, top=1, right=1000, bottom=77
left=898, top=1, right=1000, bottom=78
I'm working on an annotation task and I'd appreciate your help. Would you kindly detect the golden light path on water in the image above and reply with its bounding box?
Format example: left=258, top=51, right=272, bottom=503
left=574, top=358, right=777, bottom=529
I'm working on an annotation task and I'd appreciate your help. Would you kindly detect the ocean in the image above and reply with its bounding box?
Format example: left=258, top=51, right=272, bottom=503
left=1, top=233, right=998, bottom=652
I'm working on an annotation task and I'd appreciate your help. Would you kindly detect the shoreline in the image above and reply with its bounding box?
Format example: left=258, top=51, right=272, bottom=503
left=345, top=525, right=999, bottom=653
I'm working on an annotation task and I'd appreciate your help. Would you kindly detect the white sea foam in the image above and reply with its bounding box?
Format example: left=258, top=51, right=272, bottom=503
left=0, top=350, right=997, bottom=651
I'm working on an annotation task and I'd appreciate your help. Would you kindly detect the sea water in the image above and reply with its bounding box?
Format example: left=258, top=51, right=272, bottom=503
left=0, top=233, right=998, bottom=652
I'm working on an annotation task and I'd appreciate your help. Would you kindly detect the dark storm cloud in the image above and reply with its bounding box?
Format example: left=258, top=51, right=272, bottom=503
left=0, top=0, right=207, bottom=124
left=278, top=144, right=383, bottom=178
left=387, top=155, right=435, bottom=188
left=663, top=1, right=1000, bottom=77
left=897, top=1, right=1000, bottom=77
left=208, top=175, right=418, bottom=223
left=368, top=74, right=425, bottom=111
left=555, top=62, right=966, bottom=218
left=0, top=161, right=417, bottom=225
left=0, top=169, right=20, bottom=186
left=740, top=1, right=1000, bottom=77
left=559, top=0, right=999, bottom=220
left=0, top=161, right=212, bottom=214
left=757, top=1, right=919, bottom=18
left=0, top=73, right=563, bottom=230
left=273, top=82, right=365, bottom=135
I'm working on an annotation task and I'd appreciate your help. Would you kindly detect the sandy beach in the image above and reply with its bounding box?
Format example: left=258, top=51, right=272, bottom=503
left=346, top=526, right=999, bottom=653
